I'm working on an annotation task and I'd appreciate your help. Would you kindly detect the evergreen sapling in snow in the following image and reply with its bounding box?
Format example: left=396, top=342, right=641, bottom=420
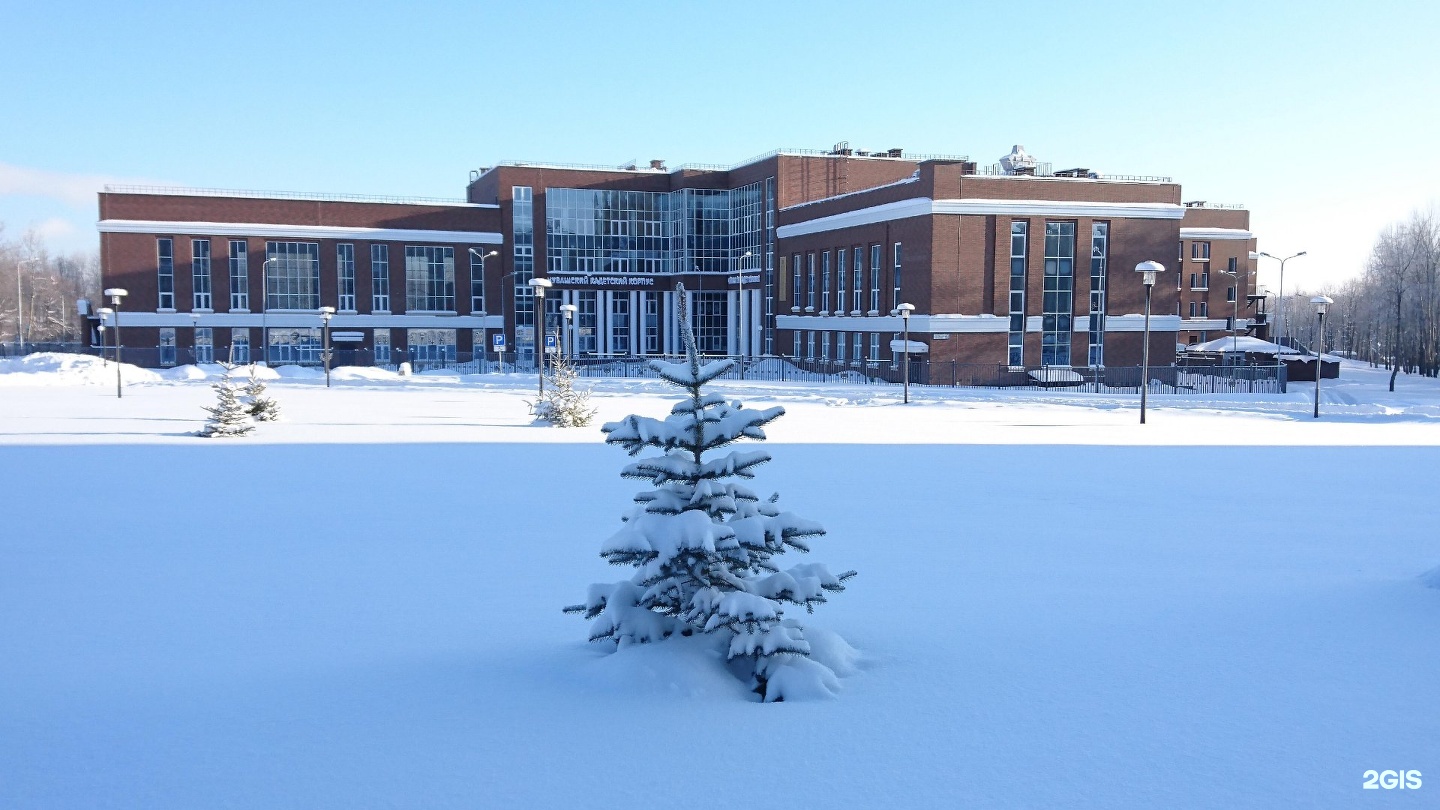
left=198, top=367, right=255, bottom=437
left=243, top=367, right=280, bottom=421
left=565, top=284, right=855, bottom=702
left=529, top=354, right=597, bottom=427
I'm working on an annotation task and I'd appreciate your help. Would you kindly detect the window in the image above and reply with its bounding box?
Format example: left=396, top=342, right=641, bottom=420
left=470, top=250, right=487, bottom=314
left=641, top=292, right=659, bottom=354
left=577, top=291, right=598, bottom=354
left=1200, top=272, right=1209, bottom=289
left=691, top=292, right=728, bottom=355
left=1227, top=286, right=1236, bottom=303
left=1189, top=301, right=1198, bottom=317
left=1191, top=241, right=1211, bottom=261
left=513, top=186, right=536, bottom=362
left=1088, top=223, right=1108, bottom=366
left=265, top=242, right=321, bottom=310
left=870, top=332, right=880, bottom=361
left=611, top=295, right=630, bottom=355
left=821, top=251, right=831, bottom=313
left=1041, top=223, right=1074, bottom=366
left=371, top=244, right=391, bottom=311
left=846, top=246, right=858, bottom=312
left=1228, top=256, right=1238, bottom=274
left=191, top=239, right=212, bottom=310
left=1200, top=302, right=1208, bottom=317
left=852, top=333, right=862, bottom=365
left=805, top=330, right=815, bottom=360
left=407, top=328, right=457, bottom=365
left=792, top=330, right=801, bottom=358
left=159, top=327, right=177, bottom=366
left=374, top=328, right=391, bottom=363
left=157, top=238, right=175, bottom=310
left=820, top=331, right=830, bottom=362
left=269, top=327, right=322, bottom=364
left=869, top=245, right=881, bottom=313
left=892, top=242, right=903, bottom=310
left=337, top=244, right=356, bottom=311
left=194, top=327, right=214, bottom=364
left=404, top=246, right=455, bottom=311
left=229, top=328, right=249, bottom=364
left=1008, top=222, right=1028, bottom=366
left=806, top=253, right=816, bottom=311
left=836, top=331, right=846, bottom=363
left=836, top=249, right=848, bottom=314
left=790, top=253, right=801, bottom=311
left=228, top=240, right=249, bottom=310
left=1177, top=241, right=1184, bottom=289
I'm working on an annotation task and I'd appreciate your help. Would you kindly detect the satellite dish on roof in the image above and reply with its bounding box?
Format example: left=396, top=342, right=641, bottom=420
left=1000, top=144, right=1037, bottom=174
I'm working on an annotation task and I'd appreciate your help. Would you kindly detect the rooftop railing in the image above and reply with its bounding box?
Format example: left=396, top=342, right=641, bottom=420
left=103, top=185, right=477, bottom=206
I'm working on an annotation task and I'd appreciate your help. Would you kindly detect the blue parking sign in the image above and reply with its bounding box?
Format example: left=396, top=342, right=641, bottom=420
left=544, top=334, right=558, bottom=353
left=492, top=333, right=506, bottom=350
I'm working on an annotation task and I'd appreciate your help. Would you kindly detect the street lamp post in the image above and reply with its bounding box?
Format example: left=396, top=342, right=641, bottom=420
left=260, top=257, right=282, bottom=366
left=319, top=306, right=335, bottom=387
left=1257, top=251, right=1306, bottom=347
left=103, top=288, right=128, bottom=398
left=896, top=302, right=915, bottom=404
left=1135, top=262, right=1164, bottom=424
left=97, top=320, right=107, bottom=367
left=190, top=311, right=201, bottom=365
left=15, top=257, right=40, bottom=354
left=528, top=277, right=552, bottom=403
left=469, top=249, right=499, bottom=370
left=559, top=303, right=576, bottom=360
left=733, top=250, right=753, bottom=379
left=1311, top=295, right=1333, bottom=419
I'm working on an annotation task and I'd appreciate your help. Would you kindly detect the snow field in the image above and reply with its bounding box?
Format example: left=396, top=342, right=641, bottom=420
left=2, top=354, right=1439, bottom=807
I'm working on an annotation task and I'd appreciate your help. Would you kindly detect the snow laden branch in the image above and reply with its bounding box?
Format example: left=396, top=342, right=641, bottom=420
left=565, top=283, right=856, bottom=702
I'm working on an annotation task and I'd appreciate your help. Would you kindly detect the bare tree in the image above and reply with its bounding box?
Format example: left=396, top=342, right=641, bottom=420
left=0, top=224, right=100, bottom=351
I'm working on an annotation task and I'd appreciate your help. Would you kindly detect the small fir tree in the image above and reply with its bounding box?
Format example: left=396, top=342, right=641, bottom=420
left=198, top=368, right=255, bottom=438
left=530, top=354, right=598, bottom=427
left=243, top=367, right=280, bottom=422
left=565, top=284, right=855, bottom=702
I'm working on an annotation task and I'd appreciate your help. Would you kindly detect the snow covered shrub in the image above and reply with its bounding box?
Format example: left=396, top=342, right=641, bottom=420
left=243, top=368, right=280, bottom=422
left=198, top=368, right=255, bottom=438
left=565, top=284, right=855, bottom=702
left=530, top=355, right=597, bottom=427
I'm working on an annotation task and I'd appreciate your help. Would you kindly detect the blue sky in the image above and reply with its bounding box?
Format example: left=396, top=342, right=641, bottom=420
left=2, top=0, right=1435, bottom=290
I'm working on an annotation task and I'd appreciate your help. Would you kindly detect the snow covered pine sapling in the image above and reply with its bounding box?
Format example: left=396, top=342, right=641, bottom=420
left=197, top=366, right=255, bottom=438
left=529, top=354, right=597, bottom=427
left=243, top=367, right=280, bottom=421
left=565, top=284, right=855, bottom=702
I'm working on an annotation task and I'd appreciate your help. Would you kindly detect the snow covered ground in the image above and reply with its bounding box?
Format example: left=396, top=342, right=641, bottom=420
left=2, top=355, right=1438, bottom=808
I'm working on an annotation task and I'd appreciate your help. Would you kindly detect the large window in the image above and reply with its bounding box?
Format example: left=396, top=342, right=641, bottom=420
left=643, top=291, right=659, bottom=354
left=852, top=333, right=862, bottom=365
left=407, top=328, right=456, bottom=365
left=157, top=238, right=175, bottom=310
left=265, top=242, right=321, bottom=310
left=806, top=253, right=816, bottom=311
left=821, top=251, right=831, bottom=314
left=852, top=246, right=863, bottom=314
left=1008, top=222, right=1028, bottom=366
left=1088, top=222, right=1109, bottom=367
left=404, top=246, right=455, bottom=312
left=691, top=292, right=728, bottom=355
left=805, top=330, right=815, bottom=360
left=836, top=331, right=846, bottom=363
left=513, top=187, right=536, bottom=361
left=836, top=248, right=847, bottom=314
left=228, top=240, right=249, bottom=310
left=1042, top=222, right=1075, bottom=366
left=892, top=242, right=903, bottom=310
left=820, top=331, right=830, bottom=362
left=371, top=244, right=391, bottom=311
left=373, top=328, right=391, bottom=363
left=869, top=244, right=881, bottom=313
left=792, top=330, right=801, bottom=359
left=192, top=239, right=212, bottom=310
left=159, top=327, right=176, bottom=365
left=470, top=250, right=487, bottom=314
left=870, top=332, right=880, bottom=362
left=194, top=327, right=214, bottom=364
left=791, top=253, right=801, bottom=311
left=334, top=244, right=355, bottom=311
left=229, top=328, right=249, bottom=364
left=1191, top=241, right=1211, bottom=261
left=611, top=294, right=630, bottom=355
left=269, top=327, right=322, bottom=364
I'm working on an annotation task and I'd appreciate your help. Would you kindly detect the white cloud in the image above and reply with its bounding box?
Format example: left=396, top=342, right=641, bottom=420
left=0, top=162, right=167, bottom=209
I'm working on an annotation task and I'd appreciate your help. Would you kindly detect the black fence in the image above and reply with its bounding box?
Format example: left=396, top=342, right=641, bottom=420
left=9, top=344, right=1287, bottom=394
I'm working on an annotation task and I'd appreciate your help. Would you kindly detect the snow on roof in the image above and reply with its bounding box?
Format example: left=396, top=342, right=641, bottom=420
left=1185, top=336, right=1301, bottom=355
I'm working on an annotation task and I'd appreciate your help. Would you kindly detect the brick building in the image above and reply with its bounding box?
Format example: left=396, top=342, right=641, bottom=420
left=95, top=144, right=1260, bottom=369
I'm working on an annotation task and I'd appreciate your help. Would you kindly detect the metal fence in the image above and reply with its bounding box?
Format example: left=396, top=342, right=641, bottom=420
left=9, top=343, right=1287, bottom=394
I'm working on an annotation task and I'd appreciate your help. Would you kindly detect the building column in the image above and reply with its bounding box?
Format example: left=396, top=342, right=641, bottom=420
left=727, top=290, right=739, bottom=356
left=663, top=290, right=675, bottom=355
left=629, top=291, right=639, bottom=357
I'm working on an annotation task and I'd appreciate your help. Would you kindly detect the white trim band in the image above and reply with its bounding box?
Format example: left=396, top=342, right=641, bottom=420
left=101, top=312, right=502, bottom=329
left=1178, top=227, right=1253, bottom=240
left=98, top=219, right=504, bottom=245
left=777, top=197, right=1185, bottom=238
left=777, top=313, right=1009, bottom=333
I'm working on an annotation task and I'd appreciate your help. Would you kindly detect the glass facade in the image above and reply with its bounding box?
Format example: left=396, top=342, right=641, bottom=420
left=691, top=291, right=727, bottom=355
left=337, top=243, right=356, bottom=311
left=404, top=246, right=455, bottom=311
left=157, top=238, right=175, bottom=310
left=643, top=291, right=659, bottom=353
left=576, top=291, right=597, bottom=354
left=407, top=328, right=456, bottom=364
left=512, top=186, right=536, bottom=362
left=192, top=239, right=212, bottom=310
left=265, top=241, right=320, bottom=310
left=610, top=295, right=630, bottom=355
left=1042, top=222, right=1075, bottom=366
left=546, top=187, right=669, bottom=275
left=1088, top=223, right=1109, bottom=366
left=892, top=242, right=903, bottom=311
left=228, top=240, right=248, bottom=310
left=269, top=327, right=321, bottom=364
left=1008, top=222, right=1028, bottom=366
left=371, top=244, right=390, bottom=311
left=869, top=244, right=881, bottom=313
left=836, top=248, right=847, bottom=314
left=470, top=250, right=486, bottom=313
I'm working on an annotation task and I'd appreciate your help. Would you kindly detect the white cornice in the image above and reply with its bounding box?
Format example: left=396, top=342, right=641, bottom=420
left=1178, top=227, right=1253, bottom=240
left=778, top=197, right=1185, bottom=238
left=777, top=314, right=1009, bottom=333
left=100, top=312, right=500, bottom=329
left=97, top=219, right=503, bottom=245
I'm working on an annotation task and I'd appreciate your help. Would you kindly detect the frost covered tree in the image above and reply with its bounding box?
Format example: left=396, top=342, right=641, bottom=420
left=242, top=368, right=280, bottom=422
left=198, top=368, right=255, bottom=437
left=565, top=284, right=855, bottom=702
left=530, top=355, right=597, bottom=427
